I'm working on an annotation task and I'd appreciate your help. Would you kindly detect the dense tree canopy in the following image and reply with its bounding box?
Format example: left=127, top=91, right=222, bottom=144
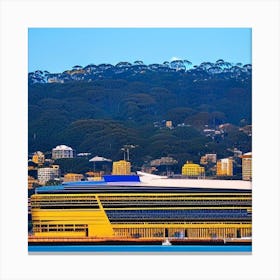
left=29, top=68, right=251, bottom=170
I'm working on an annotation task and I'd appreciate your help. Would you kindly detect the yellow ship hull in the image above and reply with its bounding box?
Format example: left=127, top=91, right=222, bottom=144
left=31, top=191, right=252, bottom=240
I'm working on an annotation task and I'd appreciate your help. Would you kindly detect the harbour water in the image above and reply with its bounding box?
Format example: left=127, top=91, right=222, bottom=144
left=28, top=245, right=252, bottom=253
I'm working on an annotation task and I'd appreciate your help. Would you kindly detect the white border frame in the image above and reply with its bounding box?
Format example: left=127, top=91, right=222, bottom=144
left=1, top=0, right=280, bottom=279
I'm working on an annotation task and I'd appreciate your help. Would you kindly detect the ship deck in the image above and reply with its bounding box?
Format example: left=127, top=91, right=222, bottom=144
left=36, top=183, right=252, bottom=194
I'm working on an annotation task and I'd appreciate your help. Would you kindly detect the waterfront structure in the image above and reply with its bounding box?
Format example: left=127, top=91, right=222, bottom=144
left=112, top=160, right=131, bottom=175
left=241, top=152, right=252, bottom=181
left=30, top=173, right=252, bottom=240
left=32, top=151, right=45, bottom=165
left=182, top=161, right=205, bottom=177
left=63, top=173, right=84, bottom=182
left=52, top=145, right=74, bottom=159
left=37, top=165, right=60, bottom=184
left=216, top=158, right=233, bottom=176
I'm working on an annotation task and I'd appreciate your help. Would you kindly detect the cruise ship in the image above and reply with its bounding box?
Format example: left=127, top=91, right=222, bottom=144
left=30, top=172, right=252, bottom=242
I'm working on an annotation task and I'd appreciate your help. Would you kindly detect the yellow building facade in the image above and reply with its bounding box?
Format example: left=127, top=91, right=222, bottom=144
left=85, top=171, right=104, bottom=181
left=31, top=190, right=252, bottom=239
left=181, top=162, right=205, bottom=177
left=63, top=173, right=84, bottom=182
left=112, top=160, right=131, bottom=175
left=216, top=158, right=233, bottom=176
left=241, top=152, right=252, bottom=181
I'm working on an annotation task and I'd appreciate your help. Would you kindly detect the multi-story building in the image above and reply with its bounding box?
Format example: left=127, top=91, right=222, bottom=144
left=241, top=152, right=252, bottom=181
left=216, top=158, right=233, bottom=176
left=112, top=160, right=131, bottom=175
left=52, top=145, right=74, bottom=159
left=85, top=171, right=104, bottom=181
left=200, top=153, right=217, bottom=165
left=63, top=173, right=84, bottom=182
left=32, top=151, right=45, bottom=165
left=37, top=165, right=60, bottom=184
left=28, top=176, right=39, bottom=189
left=150, top=157, right=178, bottom=167
left=165, top=120, right=173, bottom=128
left=181, top=161, right=205, bottom=177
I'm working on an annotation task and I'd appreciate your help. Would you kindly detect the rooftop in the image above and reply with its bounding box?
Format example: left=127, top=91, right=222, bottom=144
left=35, top=173, right=252, bottom=194
left=53, top=145, right=73, bottom=151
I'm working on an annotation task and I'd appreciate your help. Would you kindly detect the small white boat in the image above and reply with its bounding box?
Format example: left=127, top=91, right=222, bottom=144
left=162, top=239, right=172, bottom=246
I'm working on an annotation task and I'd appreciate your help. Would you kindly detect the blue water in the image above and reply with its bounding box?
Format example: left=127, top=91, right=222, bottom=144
left=28, top=245, right=251, bottom=253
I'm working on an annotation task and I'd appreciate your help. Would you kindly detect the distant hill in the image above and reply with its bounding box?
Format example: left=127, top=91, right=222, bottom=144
left=28, top=59, right=252, bottom=169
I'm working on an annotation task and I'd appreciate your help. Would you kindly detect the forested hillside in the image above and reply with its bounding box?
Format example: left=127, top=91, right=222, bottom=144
left=29, top=60, right=252, bottom=169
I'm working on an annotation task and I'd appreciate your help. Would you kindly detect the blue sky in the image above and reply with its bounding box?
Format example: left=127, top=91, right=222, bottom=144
left=28, top=28, right=251, bottom=73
